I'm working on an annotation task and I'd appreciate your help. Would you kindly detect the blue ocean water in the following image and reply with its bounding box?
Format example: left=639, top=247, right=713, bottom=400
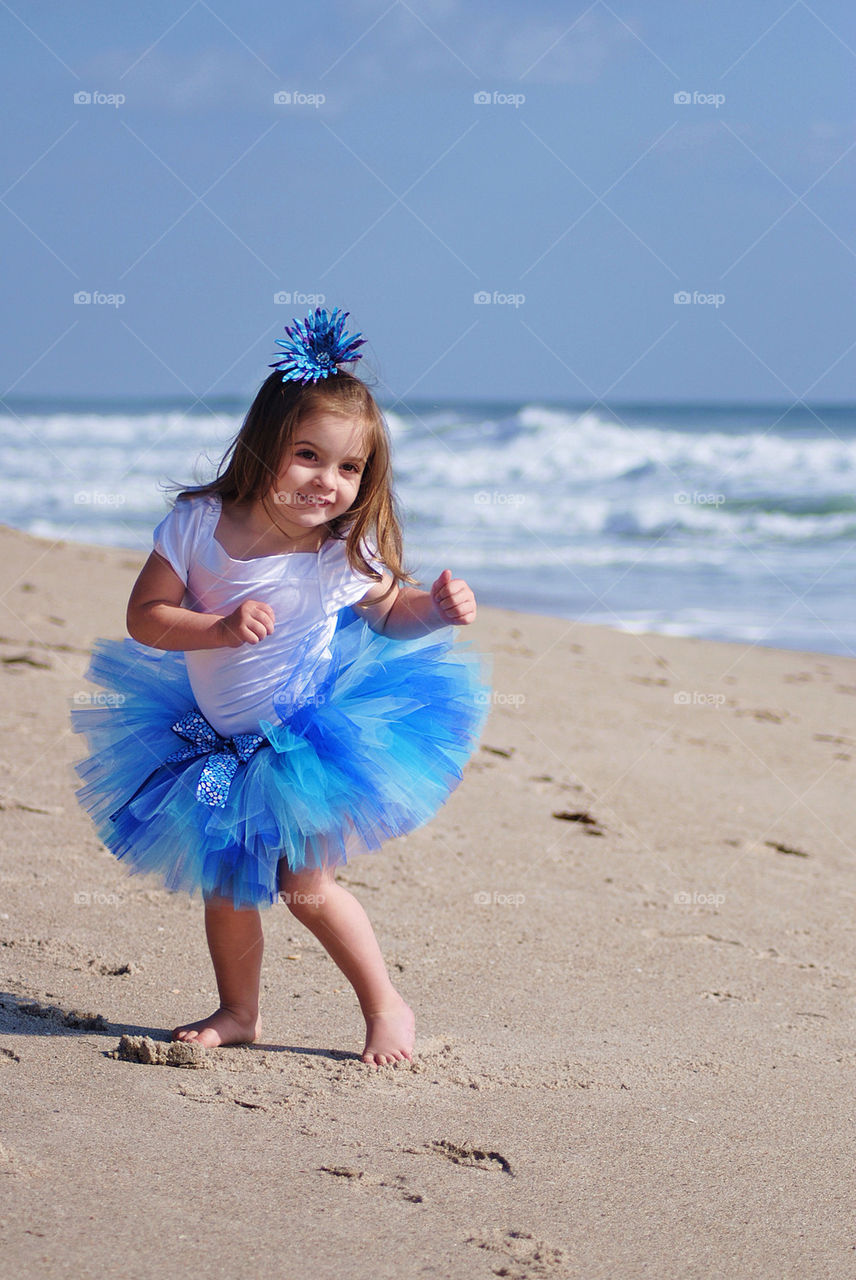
left=2, top=398, right=854, bottom=657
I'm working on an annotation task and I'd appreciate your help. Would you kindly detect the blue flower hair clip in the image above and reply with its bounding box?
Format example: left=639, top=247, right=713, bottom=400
left=270, top=307, right=366, bottom=384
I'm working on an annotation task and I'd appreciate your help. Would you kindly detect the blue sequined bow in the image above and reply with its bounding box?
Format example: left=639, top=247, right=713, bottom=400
left=165, top=710, right=267, bottom=808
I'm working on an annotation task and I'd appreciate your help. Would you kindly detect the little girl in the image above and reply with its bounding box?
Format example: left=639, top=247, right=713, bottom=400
left=71, top=308, right=491, bottom=1067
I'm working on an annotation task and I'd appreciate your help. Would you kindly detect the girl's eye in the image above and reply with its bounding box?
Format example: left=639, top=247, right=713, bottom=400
left=294, top=450, right=359, bottom=474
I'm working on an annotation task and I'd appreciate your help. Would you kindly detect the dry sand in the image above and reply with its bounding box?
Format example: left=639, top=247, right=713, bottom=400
left=0, top=521, right=853, bottom=1279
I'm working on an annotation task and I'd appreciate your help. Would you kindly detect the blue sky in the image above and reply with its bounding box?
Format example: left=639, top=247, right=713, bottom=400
left=2, top=0, right=854, bottom=404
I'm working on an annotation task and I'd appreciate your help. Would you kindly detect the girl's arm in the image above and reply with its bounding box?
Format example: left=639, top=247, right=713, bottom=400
left=127, top=551, right=275, bottom=651
left=357, top=568, right=476, bottom=639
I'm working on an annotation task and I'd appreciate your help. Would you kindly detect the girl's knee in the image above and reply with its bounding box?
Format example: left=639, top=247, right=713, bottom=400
left=278, top=863, right=336, bottom=917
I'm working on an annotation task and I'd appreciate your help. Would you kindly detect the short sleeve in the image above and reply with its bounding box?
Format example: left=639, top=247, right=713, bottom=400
left=152, top=497, right=203, bottom=585
left=319, top=536, right=388, bottom=615
left=359, top=537, right=387, bottom=579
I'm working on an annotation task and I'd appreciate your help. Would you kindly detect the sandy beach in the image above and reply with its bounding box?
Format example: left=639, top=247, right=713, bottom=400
left=0, top=520, right=853, bottom=1279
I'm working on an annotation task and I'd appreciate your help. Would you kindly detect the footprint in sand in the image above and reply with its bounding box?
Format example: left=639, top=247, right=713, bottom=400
left=408, top=1138, right=514, bottom=1176
left=465, top=1227, right=568, bottom=1279
left=177, top=1080, right=292, bottom=1112
left=733, top=707, right=788, bottom=722
left=1, top=652, right=52, bottom=669
left=319, top=1166, right=424, bottom=1203
left=551, top=809, right=606, bottom=837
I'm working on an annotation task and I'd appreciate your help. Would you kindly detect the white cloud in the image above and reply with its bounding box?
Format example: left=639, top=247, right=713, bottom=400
left=78, top=44, right=277, bottom=112
left=321, top=2, right=637, bottom=87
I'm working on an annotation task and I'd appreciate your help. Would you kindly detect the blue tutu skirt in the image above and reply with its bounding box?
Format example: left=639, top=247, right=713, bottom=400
left=70, top=608, right=492, bottom=909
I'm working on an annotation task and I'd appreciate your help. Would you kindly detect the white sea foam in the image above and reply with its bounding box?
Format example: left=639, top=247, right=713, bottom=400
left=3, top=401, right=854, bottom=654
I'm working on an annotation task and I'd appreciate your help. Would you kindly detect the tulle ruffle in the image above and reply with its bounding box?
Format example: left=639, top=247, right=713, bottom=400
left=70, top=608, right=492, bottom=909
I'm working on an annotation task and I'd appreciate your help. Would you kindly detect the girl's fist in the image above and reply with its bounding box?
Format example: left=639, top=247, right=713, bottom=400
left=218, top=599, right=275, bottom=647
left=431, top=568, right=477, bottom=626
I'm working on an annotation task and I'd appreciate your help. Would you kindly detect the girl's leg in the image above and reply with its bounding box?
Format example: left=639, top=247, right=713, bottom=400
left=172, top=894, right=264, bottom=1048
left=279, top=862, right=414, bottom=1067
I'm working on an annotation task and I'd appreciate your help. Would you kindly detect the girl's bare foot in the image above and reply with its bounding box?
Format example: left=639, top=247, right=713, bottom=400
left=172, top=1006, right=261, bottom=1048
left=361, top=994, right=415, bottom=1067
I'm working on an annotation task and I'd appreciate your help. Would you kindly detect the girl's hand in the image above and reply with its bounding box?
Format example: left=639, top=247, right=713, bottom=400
left=217, top=599, right=275, bottom=647
left=430, top=568, right=477, bottom=626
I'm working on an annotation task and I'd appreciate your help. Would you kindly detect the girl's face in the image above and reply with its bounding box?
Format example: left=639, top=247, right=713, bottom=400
left=269, top=411, right=368, bottom=530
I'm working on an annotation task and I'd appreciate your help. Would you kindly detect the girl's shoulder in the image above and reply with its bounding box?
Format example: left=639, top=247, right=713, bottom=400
left=174, top=490, right=220, bottom=513
left=152, top=492, right=219, bottom=582
left=165, top=490, right=220, bottom=526
left=320, top=532, right=386, bottom=573
left=318, top=533, right=388, bottom=615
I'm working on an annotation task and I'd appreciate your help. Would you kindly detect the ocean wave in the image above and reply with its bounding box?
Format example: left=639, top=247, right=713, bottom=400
left=2, top=400, right=854, bottom=654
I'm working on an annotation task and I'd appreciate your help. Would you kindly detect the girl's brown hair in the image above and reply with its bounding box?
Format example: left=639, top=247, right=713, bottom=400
left=168, top=370, right=416, bottom=602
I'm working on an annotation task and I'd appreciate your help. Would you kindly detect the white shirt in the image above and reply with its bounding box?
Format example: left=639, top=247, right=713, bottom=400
left=152, top=493, right=384, bottom=737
